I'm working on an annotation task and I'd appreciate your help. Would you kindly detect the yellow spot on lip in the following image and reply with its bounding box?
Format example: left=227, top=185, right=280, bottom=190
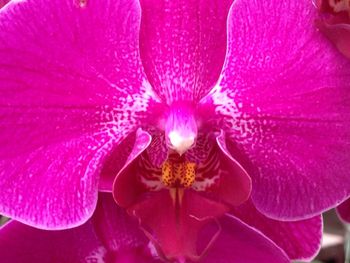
left=161, top=158, right=196, bottom=188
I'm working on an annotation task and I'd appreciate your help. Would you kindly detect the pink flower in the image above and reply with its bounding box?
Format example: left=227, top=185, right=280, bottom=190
left=0, top=193, right=321, bottom=263
left=316, top=0, right=350, bottom=58
left=0, top=0, right=349, bottom=260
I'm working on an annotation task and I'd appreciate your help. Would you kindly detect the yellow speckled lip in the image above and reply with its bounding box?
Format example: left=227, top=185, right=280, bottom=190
left=161, top=159, right=196, bottom=188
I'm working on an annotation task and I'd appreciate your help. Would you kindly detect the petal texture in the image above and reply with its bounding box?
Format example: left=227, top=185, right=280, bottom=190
left=231, top=200, right=322, bottom=261
left=139, top=0, right=233, bottom=103
left=0, top=193, right=159, bottom=263
left=0, top=0, right=156, bottom=228
left=129, top=190, right=227, bottom=261
left=0, top=134, right=118, bottom=229
left=208, top=131, right=251, bottom=206
left=99, top=132, right=136, bottom=192
left=113, top=129, right=152, bottom=208
left=202, top=215, right=290, bottom=263
left=0, top=220, right=107, bottom=263
left=93, top=193, right=160, bottom=263
left=205, top=0, right=350, bottom=219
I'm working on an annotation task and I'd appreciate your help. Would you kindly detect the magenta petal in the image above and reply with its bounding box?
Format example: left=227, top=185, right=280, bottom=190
left=208, top=0, right=350, bottom=219
left=0, top=133, right=121, bottom=229
left=0, top=220, right=108, bottom=263
left=231, top=200, right=322, bottom=260
left=0, top=193, right=159, bottom=263
left=210, top=131, right=251, bottom=206
left=113, top=129, right=152, bottom=207
left=129, top=190, right=228, bottom=261
left=139, top=0, right=233, bottom=103
left=202, top=215, right=290, bottom=263
left=336, top=198, right=350, bottom=223
left=0, top=0, right=152, bottom=158
left=93, top=193, right=149, bottom=254
left=93, top=193, right=159, bottom=263
left=99, top=132, right=136, bottom=192
left=0, top=0, right=155, bottom=228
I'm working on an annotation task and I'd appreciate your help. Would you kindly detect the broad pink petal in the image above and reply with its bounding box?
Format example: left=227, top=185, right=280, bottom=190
left=129, top=190, right=228, bottom=262
left=336, top=198, right=350, bottom=223
left=139, top=0, right=233, bottom=103
left=202, top=215, right=290, bottom=263
left=0, top=220, right=108, bottom=263
left=0, top=0, right=156, bottom=228
left=0, top=193, right=159, bottom=263
left=0, top=133, right=121, bottom=229
left=231, top=200, right=322, bottom=261
left=205, top=0, right=350, bottom=219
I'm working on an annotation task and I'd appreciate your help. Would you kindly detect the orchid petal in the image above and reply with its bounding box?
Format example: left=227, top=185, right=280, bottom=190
left=231, top=200, right=322, bottom=260
left=209, top=131, right=251, bottom=206
left=139, top=0, right=233, bottom=103
left=202, top=215, right=290, bottom=263
left=99, top=132, right=136, bottom=192
left=113, top=129, right=152, bottom=208
left=336, top=198, right=350, bottom=223
left=93, top=193, right=149, bottom=253
left=205, top=0, right=350, bottom=219
left=0, top=0, right=156, bottom=228
left=191, top=131, right=252, bottom=206
left=93, top=193, right=159, bottom=262
left=128, top=190, right=228, bottom=262
left=0, top=193, right=159, bottom=263
left=0, top=133, right=120, bottom=229
left=0, top=220, right=108, bottom=263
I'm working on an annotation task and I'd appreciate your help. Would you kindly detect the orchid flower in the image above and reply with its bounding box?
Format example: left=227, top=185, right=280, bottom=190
left=0, top=193, right=321, bottom=263
left=0, top=0, right=349, bottom=261
left=316, top=0, right=350, bottom=58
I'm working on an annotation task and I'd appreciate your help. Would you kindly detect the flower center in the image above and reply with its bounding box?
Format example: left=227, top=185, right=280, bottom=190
left=161, top=153, right=196, bottom=188
left=164, top=104, right=198, bottom=155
